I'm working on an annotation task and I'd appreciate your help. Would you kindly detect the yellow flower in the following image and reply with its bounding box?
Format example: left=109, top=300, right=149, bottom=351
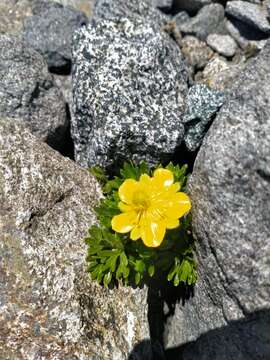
left=111, top=168, right=191, bottom=248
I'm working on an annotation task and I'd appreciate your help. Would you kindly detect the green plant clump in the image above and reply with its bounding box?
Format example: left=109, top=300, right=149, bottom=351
left=85, top=162, right=197, bottom=288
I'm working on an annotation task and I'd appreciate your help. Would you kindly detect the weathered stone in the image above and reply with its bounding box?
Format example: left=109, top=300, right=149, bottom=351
left=0, top=119, right=149, bottom=360
left=165, top=39, right=270, bottom=360
left=72, top=15, right=188, bottom=169
left=23, top=0, right=88, bottom=73
left=198, top=56, right=245, bottom=91
left=226, top=0, right=270, bottom=33
left=0, top=0, right=32, bottom=35
left=173, top=11, right=190, bottom=27
left=152, top=0, right=173, bottom=9
left=54, top=75, right=72, bottom=105
left=0, top=35, right=67, bottom=152
left=94, top=0, right=170, bottom=29
left=183, top=84, right=225, bottom=151
left=173, top=0, right=212, bottom=13
left=51, top=0, right=95, bottom=17
left=206, top=34, right=238, bottom=57
left=178, top=4, right=226, bottom=41
left=181, top=36, right=214, bottom=70
left=226, top=18, right=268, bottom=51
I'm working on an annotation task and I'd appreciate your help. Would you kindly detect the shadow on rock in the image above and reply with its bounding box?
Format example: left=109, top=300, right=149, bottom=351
left=128, top=308, right=270, bottom=360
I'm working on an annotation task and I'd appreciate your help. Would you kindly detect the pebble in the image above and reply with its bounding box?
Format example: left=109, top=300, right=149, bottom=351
left=206, top=33, right=238, bottom=57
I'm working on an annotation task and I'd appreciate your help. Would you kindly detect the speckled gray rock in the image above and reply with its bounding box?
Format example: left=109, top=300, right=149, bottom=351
left=94, top=0, right=169, bottom=28
left=0, top=119, right=149, bottom=360
left=173, top=11, right=190, bottom=27
left=23, top=0, right=88, bottom=72
left=54, top=74, right=72, bottom=105
left=197, top=56, right=246, bottom=91
left=72, top=16, right=188, bottom=169
left=178, top=4, right=226, bottom=41
left=183, top=84, right=225, bottom=151
left=181, top=36, right=214, bottom=70
left=206, top=34, right=238, bottom=57
left=173, top=0, right=212, bottom=13
left=165, top=40, right=270, bottom=360
left=226, top=1, right=270, bottom=33
left=0, top=35, right=67, bottom=152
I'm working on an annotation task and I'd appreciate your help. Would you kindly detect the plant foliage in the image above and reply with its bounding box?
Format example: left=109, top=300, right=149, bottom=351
left=85, top=162, right=197, bottom=288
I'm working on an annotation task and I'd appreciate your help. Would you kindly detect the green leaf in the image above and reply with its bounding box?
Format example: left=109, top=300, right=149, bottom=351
left=148, top=265, right=155, bottom=277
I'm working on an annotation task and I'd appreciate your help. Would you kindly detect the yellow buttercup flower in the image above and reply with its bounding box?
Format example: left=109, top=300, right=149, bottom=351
left=111, top=168, right=191, bottom=248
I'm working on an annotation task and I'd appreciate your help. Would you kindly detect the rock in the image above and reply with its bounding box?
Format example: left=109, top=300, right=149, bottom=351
left=0, top=119, right=149, bottom=359
left=197, top=56, right=245, bottom=91
left=181, top=36, right=214, bottom=70
left=178, top=4, right=226, bottom=41
left=173, top=11, right=190, bottom=27
left=165, top=39, right=270, bottom=360
left=0, top=35, right=68, bottom=152
left=23, top=0, right=88, bottom=73
left=94, top=0, right=170, bottom=29
left=0, top=0, right=32, bottom=35
left=51, top=0, right=95, bottom=17
left=206, top=34, right=238, bottom=57
left=183, top=84, right=225, bottom=152
left=173, top=0, right=212, bottom=14
left=226, top=1, right=270, bottom=33
left=153, top=0, right=173, bottom=9
left=53, top=75, right=72, bottom=105
left=225, top=18, right=267, bottom=51
left=72, top=16, right=188, bottom=169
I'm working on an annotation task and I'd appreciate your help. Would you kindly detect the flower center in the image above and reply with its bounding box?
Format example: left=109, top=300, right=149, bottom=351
left=133, top=190, right=150, bottom=208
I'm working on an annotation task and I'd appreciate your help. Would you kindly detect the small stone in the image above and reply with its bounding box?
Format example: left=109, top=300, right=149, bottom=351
left=178, top=4, right=226, bottom=41
left=152, top=0, right=173, bottom=9
left=226, top=0, right=270, bottom=33
left=0, top=35, right=68, bottom=152
left=173, top=0, right=212, bottom=13
left=183, top=84, right=225, bottom=151
left=173, top=11, right=190, bottom=27
left=226, top=18, right=268, bottom=51
left=181, top=36, right=214, bottom=69
left=206, top=34, right=238, bottom=57
left=199, top=56, right=245, bottom=91
left=49, top=0, right=95, bottom=17
left=23, top=0, right=88, bottom=73
left=53, top=75, right=72, bottom=105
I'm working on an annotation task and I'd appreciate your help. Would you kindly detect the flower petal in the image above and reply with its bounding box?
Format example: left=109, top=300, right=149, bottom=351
left=165, top=218, right=180, bottom=229
left=118, top=202, right=132, bottom=212
left=111, top=211, right=138, bottom=233
left=130, top=226, right=141, bottom=240
left=165, top=192, right=191, bottom=219
left=118, top=179, right=138, bottom=204
left=153, top=168, right=174, bottom=188
left=141, top=220, right=166, bottom=248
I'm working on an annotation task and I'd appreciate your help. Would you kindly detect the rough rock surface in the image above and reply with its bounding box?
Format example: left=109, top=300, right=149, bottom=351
left=0, top=35, right=67, bottom=152
left=50, top=0, right=95, bottom=17
left=173, top=0, right=212, bottom=13
left=183, top=84, right=225, bottom=152
left=94, top=0, right=169, bottom=28
left=0, top=0, right=32, bottom=34
left=181, top=36, right=214, bottom=70
left=23, top=1, right=88, bottom=73
left=206, top=34, right=238, bottom=57
left=226, top=0, right=270, bottom=33
left=72, top=15, right=188, bottom=169
left=225, top=18, right=268, bottom=50
left=178, top=4, right=226, bottom=41
left=166, top=40, right=270, bottom=360
left=0, top=119, right=149, bottom=360
left=197, top=56, right=245, bottom=91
